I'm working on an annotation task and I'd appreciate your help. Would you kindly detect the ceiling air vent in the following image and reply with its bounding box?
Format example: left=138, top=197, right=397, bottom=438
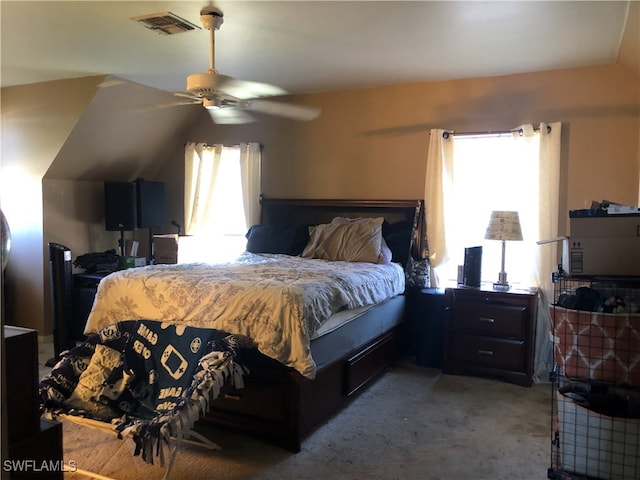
left=131, top=12, right=200, bottom=35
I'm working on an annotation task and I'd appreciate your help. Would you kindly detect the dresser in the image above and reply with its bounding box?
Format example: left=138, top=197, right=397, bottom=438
left=443, top=285, right=537, bottom=386
left=5, top=326, right=64, bottom=479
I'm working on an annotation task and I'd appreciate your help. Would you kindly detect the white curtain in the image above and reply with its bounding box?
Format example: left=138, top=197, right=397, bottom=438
left=239, top=142, right=262, bottom=229
left=424, top=122, right=562, bottom=382
left=184, top=141, right=262, bottom=235
left=184, top=142, right=222, bottom=236
left=531, top=121, right=562, bottom=383
left=424, top=129, right=454, bottom=287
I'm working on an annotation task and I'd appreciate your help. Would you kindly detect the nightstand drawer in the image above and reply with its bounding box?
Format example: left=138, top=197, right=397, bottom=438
left=449, top=333, right=526, bottom=371
left=452, top=302, right=527, bottom=339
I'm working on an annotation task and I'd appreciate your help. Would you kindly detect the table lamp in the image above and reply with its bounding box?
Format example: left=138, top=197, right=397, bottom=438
left=484, top=211, right=523, bottom=289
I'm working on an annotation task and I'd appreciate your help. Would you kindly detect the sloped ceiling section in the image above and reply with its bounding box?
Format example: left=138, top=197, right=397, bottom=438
left=1, top=1, right=634, bottom=94
left=618, top=1, right=639, bottom=78
left=45, top=75, right=201, bottom=181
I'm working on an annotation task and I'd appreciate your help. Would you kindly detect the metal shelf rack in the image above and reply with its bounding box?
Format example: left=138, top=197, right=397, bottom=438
left=548, top=273, right=640, bottom=480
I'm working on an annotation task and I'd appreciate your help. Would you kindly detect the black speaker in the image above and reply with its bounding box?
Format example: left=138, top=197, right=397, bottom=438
left=104, top=181, right=137, bottom=231
left=48, top=243, right=75, bottom=362
left=412, top=288, right=445, bottom=368
left=463, top=246, right=482, bottom=287
left=136, top=179, right=166, bottom=228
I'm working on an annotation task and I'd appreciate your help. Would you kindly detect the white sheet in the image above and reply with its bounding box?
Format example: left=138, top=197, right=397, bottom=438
left=84, top=253, right=405, bottom=379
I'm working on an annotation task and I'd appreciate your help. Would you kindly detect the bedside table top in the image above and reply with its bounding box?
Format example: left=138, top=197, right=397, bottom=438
left=447, top=282, right=537, bottom=297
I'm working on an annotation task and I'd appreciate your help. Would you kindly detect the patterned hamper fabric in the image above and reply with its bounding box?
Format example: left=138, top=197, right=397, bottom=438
left=552, top=306, right=640, bottom=386
left=40, top=320, right=246, bottom=465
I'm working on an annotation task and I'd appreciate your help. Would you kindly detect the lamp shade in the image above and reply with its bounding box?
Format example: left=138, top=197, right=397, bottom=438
left=484, top=211, right=523, bottom=241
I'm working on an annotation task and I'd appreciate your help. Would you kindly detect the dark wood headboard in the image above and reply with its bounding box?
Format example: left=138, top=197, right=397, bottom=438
left=260, top=197, right=426, bottom=263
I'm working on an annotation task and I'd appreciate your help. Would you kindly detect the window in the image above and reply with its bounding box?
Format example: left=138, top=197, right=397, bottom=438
left=438, top=133, right=540, bottom=287
left=180, top=143, right=261, bottom=263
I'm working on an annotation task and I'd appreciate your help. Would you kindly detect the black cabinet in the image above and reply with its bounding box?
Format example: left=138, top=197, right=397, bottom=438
left=4, top=326, right=40, bottom=442
left=73, top=272, right=109, bottom=341
left=4, top=326, right=63, bottom=479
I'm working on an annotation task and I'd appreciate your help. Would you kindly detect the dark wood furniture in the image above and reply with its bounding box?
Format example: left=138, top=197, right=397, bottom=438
left=201, top=197, right=425, bottom=452
left=443, top=285, right=537, bottom=387
left=5, top=326, right=63, bottom=479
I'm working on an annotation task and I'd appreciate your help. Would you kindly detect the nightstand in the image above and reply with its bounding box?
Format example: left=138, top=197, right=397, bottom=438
left=443, top=285, right=537, bottom=386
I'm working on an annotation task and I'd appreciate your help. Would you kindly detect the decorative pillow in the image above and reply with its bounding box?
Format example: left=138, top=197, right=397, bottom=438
left=64, top=344, right=123, bottom=420
left=405, top=256, right=431, bottom=288
left=301, top=218, right=384, bottom=263
left=331, top=217, right=391, bottom=264
left=330, top=216, right=383, bottom=226
left=245, top=224, right=310, bottom=256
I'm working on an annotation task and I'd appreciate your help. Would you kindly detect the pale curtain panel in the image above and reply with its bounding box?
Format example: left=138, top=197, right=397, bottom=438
left=510, top=125, right=542, bottom=288
left=424, top=129, right=454, bottom=287
left=532, top=121, right=562, bottom=383
left=239, top=142, right=262, bottom=229
left=423, top=123, right=562, bottom=383
left=184, top=143, right=222, bottom=236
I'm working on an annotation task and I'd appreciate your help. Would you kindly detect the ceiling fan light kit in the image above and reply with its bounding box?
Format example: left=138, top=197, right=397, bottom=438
left=178, top=7, right=320, bottom=124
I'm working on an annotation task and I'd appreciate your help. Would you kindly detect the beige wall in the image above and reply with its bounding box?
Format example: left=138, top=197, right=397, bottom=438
left=1, top=64, right=638, bottom=335
left=1, top=76, right=200, bottom=334
left=178, top=64, right=639, bottom=238
left=0, top=76, right=104, bottom=333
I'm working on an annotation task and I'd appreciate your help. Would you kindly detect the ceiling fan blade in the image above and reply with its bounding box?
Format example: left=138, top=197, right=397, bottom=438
left=216, top=77, right=287, bottom=100
left=166, top=93, right=200, bottom=107
left=174, top=92, right=199, bottom=100
left=184, top=7, right=304, bottom=123
left=142, top=93, right=200, bottom=110
left=245, top=99, right=321, bottom=121
left=208, top=108, right=257, bottom=124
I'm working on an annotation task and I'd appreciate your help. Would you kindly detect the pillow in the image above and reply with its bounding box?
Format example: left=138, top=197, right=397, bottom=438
left=245, top=224, right=310, bottom=256
left=301, top=219, right=384, bottom=263
left=331, top=217, right=391, bottom=264
left=379, top=238, right=393, bottom=264
left=330, top=216, right=383, bottom=226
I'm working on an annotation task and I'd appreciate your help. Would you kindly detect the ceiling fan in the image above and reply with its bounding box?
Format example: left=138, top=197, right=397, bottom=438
left=177, top=7, right=320, bottom=124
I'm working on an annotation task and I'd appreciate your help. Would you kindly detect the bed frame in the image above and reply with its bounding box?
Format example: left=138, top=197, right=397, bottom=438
left=201, top=198, right=425, bottom=452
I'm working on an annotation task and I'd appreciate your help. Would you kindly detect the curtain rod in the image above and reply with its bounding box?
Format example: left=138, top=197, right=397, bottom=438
left=184, top=142, right=264, bottom=149
left=442, top=125, right=551, bottom=139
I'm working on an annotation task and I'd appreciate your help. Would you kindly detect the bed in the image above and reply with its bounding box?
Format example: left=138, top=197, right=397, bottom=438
left=84, top=197, right=425, bottom=452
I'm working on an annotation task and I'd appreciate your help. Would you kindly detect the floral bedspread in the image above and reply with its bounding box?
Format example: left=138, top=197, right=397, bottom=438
left=84, top=253, right=405, bottom=379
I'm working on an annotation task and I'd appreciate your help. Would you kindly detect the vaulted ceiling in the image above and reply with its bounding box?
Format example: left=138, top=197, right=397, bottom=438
left=2, top=1, right=637, bottom=96
left=1, top=1, right=637, bottom=184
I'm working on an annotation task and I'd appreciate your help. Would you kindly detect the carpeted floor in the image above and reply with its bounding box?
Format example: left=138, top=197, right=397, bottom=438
left=57, top=359, right=551, bottom=480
